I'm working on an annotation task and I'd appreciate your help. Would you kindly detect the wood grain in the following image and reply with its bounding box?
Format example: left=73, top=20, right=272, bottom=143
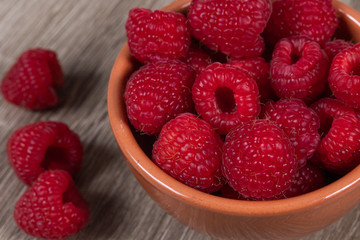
left=0, top=1, right=359, bottom=239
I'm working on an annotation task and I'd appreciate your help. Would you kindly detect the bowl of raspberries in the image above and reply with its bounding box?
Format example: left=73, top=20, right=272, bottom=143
left=108, top=0, right=360, bottom=239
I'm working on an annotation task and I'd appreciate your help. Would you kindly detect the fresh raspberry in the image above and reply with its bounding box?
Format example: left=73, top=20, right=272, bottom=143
left=14, top=170, right=89, bottom=239
left=329, top=43, right=360, bottom=109
left=229, top=57, right=275, bottom=102
left=324, top=40, right=354, bottom=62
left=124, top=60, right=195, bottom=135
left=179, top=46, right=213, bottom=75
left=125, top=8, right=190, bottom=63
left=152, top=113, right=225, bottom=193
left=262, top=99, right=320, bottom=169
left=1, top=48, right=63, bottom=110
left=263, top=0, right=338, bottom=46
left=188, top=0, right=272, bottom=58
left=219, top=184, right=249, bottom=200
left=222, top=119, right=297, bottom=200
left=192, top=63, right=260, bottom=135
left=279, top=164, right=325, bottom=199
left=311, top=98, right=360, bottom=175
left=270, top=36, right=329, bottom=102
left=7, top=121, right=83, bottom=185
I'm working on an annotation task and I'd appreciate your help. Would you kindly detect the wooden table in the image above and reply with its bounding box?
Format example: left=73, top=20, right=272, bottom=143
left=1, top=0, right=360, bottom=239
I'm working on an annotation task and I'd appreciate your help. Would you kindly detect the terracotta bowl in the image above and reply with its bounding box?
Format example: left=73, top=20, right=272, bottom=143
left=108, top=1, right=360, bottom=239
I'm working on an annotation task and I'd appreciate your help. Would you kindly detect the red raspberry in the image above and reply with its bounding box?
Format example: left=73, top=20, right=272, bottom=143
left=14, top=170, right=89, bottom=239
left=222, top=119, right=297, bottom=200
left=152, top=113, right=225, bottom=193
left=125, top=8, right=190, bottom=63
left=324, top=40, right=354, bottom=62
left=179, top=46, right=213, bottom=75
left=279, top=164, right=325, bottom=199
left=192, top=63, right=260, bottom=135
left=124, top=60, right=195, bottom=135
left=311, top=98, right=360, bottom=175
left=270, top=36, right=329, bottom=102
left=262, top=99, right=320, bottom=169
left=1, top=48, right=63, bottom=110
left=229, top=57, right=275, bottom=102
left=264, top=0, right=338, bottom=46
left=188, top=0, right=272, bottom=58
left=329, top=43, right=360, bottom=109
left=7, top=121, right=83, bottom=185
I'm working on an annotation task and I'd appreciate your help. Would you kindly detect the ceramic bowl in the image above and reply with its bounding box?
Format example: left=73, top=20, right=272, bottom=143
left=108, top=1, right=360, bottom=239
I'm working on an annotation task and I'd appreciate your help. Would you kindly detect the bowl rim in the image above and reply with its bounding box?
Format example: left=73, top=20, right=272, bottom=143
left=108, top=0, right=360, bottom=217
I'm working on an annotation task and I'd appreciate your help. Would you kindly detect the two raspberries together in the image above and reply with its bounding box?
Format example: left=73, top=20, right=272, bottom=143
left=124, top=0, right=360, bottom=200
left=1, top=50, right=89, bottom=238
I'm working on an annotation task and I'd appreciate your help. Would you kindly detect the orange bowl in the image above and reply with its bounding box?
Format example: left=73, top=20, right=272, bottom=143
left=108, top=1, right=360, bottom=239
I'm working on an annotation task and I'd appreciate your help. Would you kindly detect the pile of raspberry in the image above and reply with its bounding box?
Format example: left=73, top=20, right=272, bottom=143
left=124, top=0, right=360, bottom=201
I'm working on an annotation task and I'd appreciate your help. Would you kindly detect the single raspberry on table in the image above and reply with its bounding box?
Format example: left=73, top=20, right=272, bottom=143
left=263, top=0, right=338, bottom=46
left=262, top=99, right=320, bottom=169
left=14, top=170, right=89, bottom=239
left=311, top=98, right=360, bottom=175
left=229, top=57, right=275, bottom=102
left=179, top=46, right=213, bottom=75
left=1, top=48, right=63, bottom=110
left=270, top=36, right=329, bottom=102
left=329, top=43, right=360, bottom=109
left=188, top=0, right=272, bottom=58
left=7, top=121, right=83, bottom=185
left=152, top=113, right=226, bottom=193
left=192, top=63, right=260, bottom=135
left=125, top=8, right=190, bottom=63
left=222, top=119, right=297, bottom=200
left=324, top=39, right=354, bottom=62
left=124, top=60, right=196, bottom=135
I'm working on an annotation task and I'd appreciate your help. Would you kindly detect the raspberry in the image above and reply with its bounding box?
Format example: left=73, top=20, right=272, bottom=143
left=311, top=98, right=360, bottom=175
left=279, top=164, right=325, bottom=199
left=1, top=48, right=63, bottom=110
left=124, top=60, right=195, bottom=135
left=229, top=57, right=275, bottom=102
left=179, top=46, right=213, bottom=75
left=125, top=8, right=190, bottom=63
left=152, top=113, right=225, bottom=193
left=188, top=0, right=272, bottom=58
left=14, top=170, right=89, bottom=239
left=192, top=63, right=260, bottom=135
left=264, top=0, right=338, bottom=46
left=324, top=40, right=354, bottom=62
left=329, top=43, right=360, bottom=109
left=262, top=99, right=320, bottom=169
left=222, top=119, right=297, bottom=200
left=270, top=36, right=329, bottom=102
left=7, top=121, right=83, bottom=185
left=219, top=184, right=248, bottom=200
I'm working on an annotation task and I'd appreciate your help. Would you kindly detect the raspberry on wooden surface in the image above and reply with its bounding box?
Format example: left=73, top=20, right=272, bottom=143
left=329, top=43, right=360, bottom=109
left=192, top=63, right=260, bottom=135
left=152, top=113, right=225, bottom=193
left=7, top=121, right=83, bottom=185
left=125, top=8, right=190, bottom=63
left=270, top=36, right=329, bottom=102
left=264, top=0, right=338, bottom=46
left=0, top=48, right=63, bottom=110
left=222, top=119, right=297, bottom=200
left=14, top=170, right=89, bottom=239
left=124, top=60, right=196, bottom=135
left=188, top=0, right=272, bottom=58
left=262, top=98, right=320, bottom=169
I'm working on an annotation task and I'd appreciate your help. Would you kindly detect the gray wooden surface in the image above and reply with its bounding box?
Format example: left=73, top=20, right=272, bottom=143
left=0, top=0, right=360, bottom=239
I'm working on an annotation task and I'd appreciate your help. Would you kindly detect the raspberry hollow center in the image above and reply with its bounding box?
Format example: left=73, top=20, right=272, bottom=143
left=215, top=87, right=237, bottom=113
left=41, top=146, right=71, bottom=172
left=291, top=52, right=301, bottom=65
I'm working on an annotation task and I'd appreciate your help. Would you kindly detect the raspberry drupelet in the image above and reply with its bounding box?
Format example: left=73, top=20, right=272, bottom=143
left=192, top=63, right=260, bottom=135
left=125, top=8, right=190, bottom=63
left=7, top=121, right=83, bottom=185
left=152, top=113, right=226, bottom=193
